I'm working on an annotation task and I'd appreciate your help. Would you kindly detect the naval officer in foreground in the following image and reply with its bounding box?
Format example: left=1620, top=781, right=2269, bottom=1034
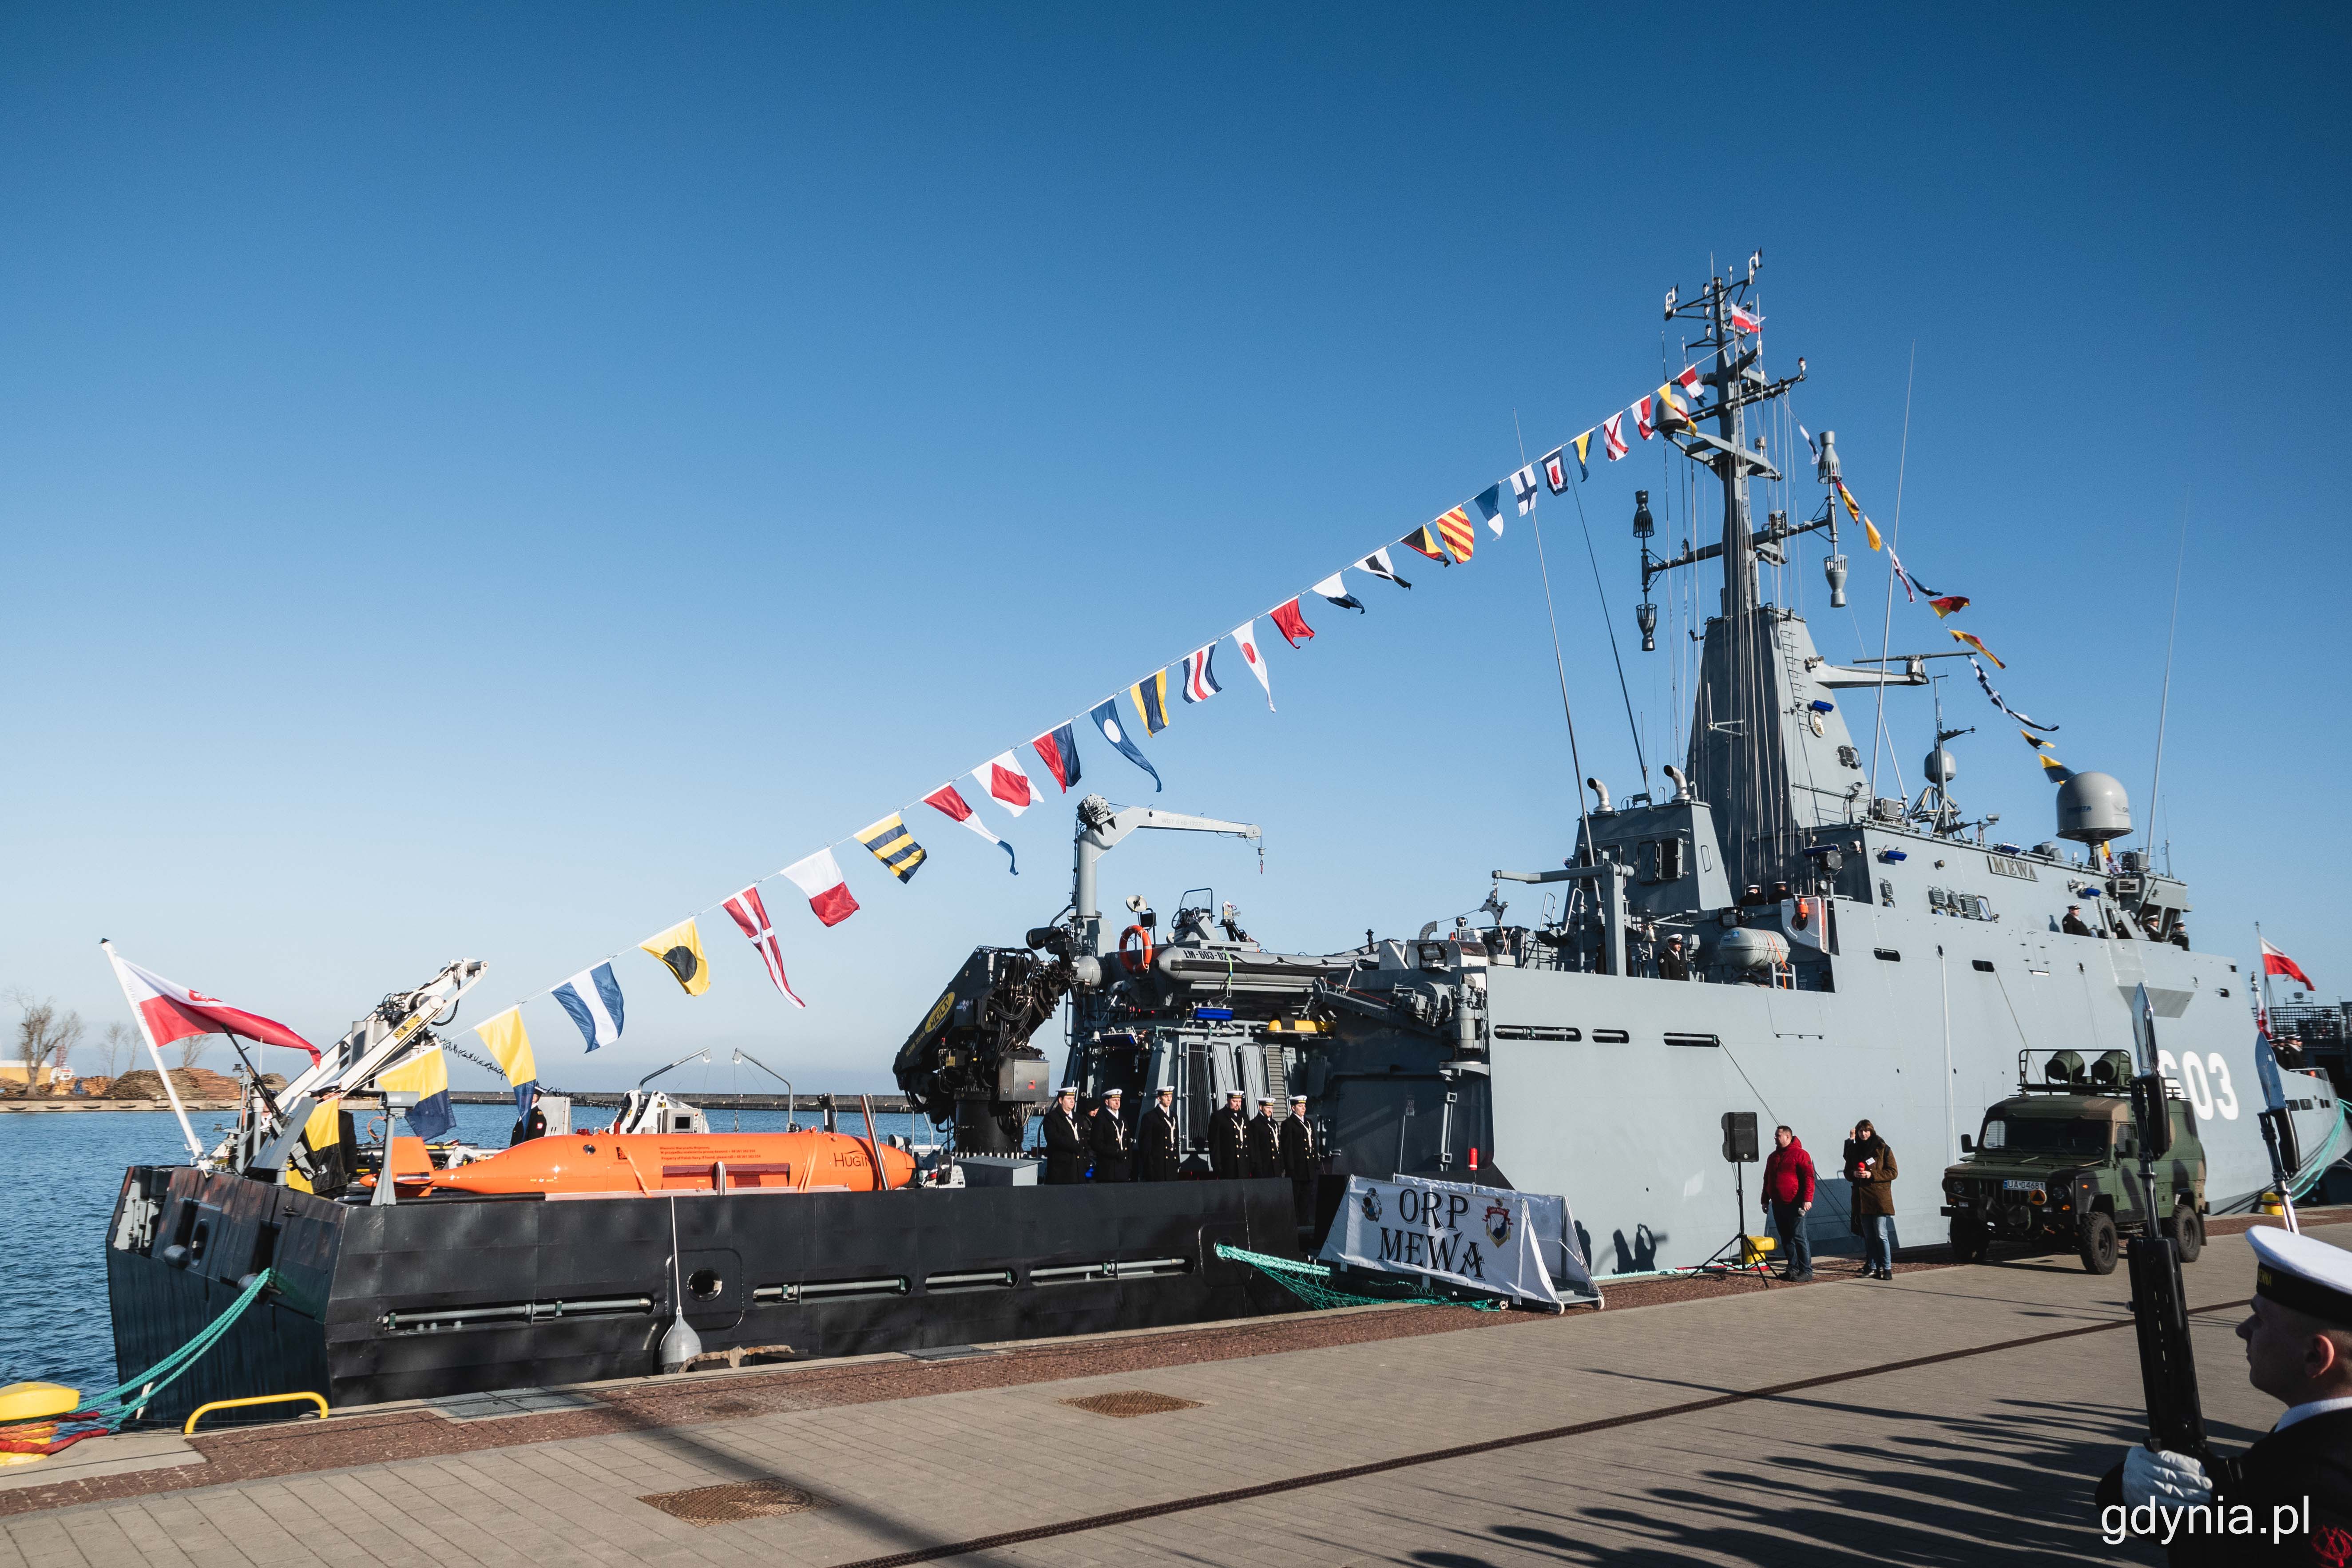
left=2098, top=1227, right=2352, bottom=1561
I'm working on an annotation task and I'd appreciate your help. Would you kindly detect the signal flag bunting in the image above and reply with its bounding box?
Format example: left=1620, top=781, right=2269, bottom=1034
left=924, top=784, right=1017, bottom=874
left=1089, top=699, right=1162, bottom=791
left=782, top=848, right=860, bottom=927
left=723, top=885, right=805, bottom=1005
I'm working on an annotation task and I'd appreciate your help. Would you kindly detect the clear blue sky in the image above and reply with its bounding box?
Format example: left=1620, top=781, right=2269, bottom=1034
left=4, top=5, right=2344, bottom=1092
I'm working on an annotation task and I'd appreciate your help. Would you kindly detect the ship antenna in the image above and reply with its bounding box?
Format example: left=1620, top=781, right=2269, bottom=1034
left=2142, top=488, right=2190, bottom=866
left=1517, top=413, right=1598, bottom=863
left=1518, top=408, right=1650, bottom=798
left=1865, top=341, right=1918, bottom=805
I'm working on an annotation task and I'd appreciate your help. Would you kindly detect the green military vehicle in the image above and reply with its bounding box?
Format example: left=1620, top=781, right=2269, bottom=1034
left=1940, top=1049, right=2207, bottom=1274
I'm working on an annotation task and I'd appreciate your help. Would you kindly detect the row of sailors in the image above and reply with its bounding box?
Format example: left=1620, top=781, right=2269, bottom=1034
left=1036, top=1085, right=1315, bottom=1190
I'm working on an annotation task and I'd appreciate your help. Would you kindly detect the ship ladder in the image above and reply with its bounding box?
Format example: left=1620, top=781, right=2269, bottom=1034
left=0, top=1267, right=289, bottom=1459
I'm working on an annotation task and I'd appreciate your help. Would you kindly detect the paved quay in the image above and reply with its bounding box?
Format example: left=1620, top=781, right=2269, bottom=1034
left=4, top=1216, right=2328, bottom=1567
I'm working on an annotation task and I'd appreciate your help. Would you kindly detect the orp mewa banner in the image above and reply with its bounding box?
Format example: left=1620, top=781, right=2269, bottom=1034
left=1319, top=1175, right=1599, bottom=1308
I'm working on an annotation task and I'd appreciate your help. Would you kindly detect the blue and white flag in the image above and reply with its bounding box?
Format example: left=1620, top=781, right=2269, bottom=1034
left=553, top=962, right=625, bottom=1052
left=1474, top=484, right=1504, bottom=540
left=1510, top=464, right=1540, bottom=517
left=1089, top=698, right=1161, bottom=792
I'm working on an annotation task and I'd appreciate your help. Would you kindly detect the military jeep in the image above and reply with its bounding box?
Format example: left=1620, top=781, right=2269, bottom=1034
left=1940, top=1048, right=2207, bottom=1274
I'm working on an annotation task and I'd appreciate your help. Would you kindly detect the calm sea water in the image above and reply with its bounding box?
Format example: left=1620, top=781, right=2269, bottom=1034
left=0, top=1101, right=934, bottom=1397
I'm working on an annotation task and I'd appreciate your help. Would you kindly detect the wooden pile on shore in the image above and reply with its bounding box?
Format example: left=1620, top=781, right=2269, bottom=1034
left=103, top=1068, right=283, bottom=1100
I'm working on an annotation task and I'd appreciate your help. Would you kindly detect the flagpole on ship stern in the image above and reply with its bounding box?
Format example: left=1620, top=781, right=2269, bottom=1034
left=100, top=939, right=203, bottom=1160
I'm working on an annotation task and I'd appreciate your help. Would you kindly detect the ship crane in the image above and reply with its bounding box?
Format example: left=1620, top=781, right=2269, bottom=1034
left=891, top=794, right=1262, bottom=1154
left=216, top=958, right=488, bottom=1180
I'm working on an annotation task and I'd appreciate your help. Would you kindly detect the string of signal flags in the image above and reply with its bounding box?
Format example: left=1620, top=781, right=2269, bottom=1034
left=445, top=350, right=2060, bottom=1104
left=1796, top=428, right=2066, bottom=747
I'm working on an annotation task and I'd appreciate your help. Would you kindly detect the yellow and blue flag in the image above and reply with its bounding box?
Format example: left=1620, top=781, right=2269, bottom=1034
left=1130, top=669, right=1172, bottom=735
left=379, top=1044, right=455, bottom=1140
left=474, top=1007, right=537, bottom=1118
left=857, top=813, right=928, bottom=883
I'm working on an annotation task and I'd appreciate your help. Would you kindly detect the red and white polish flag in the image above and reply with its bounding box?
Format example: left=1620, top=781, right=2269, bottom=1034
left=972, top=750, right=1035, bottom=815
left=2263, top=939, right=2316, bottom=991
left=781, top=848, right=860, bottom=927
left=1231, top=620, right=1274, bottom=710
left=108, top=952, right=320, bottom=1061
left=722, top=885, right=805, bottom=1007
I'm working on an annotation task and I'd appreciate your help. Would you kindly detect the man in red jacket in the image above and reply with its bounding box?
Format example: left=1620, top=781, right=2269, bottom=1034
left=1760, top=1125, right=1817, bottom=1281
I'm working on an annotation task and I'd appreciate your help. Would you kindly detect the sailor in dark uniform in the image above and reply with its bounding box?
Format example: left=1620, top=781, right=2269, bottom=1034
left=1246, top=1096, right=1283, bottom=1178
left=1040, top=1086, right=1087, bottom=1185
left=2062, top=904, right=2097, bottom=937
left=1210, top=1090, right=1249, bottom=1179
left=1138, top=1086, right=1182, bottom=1181
left=508, top=1093, right=547, bottom=1147
left=1279, top=1093, right=1318, bottom=1224
left=2098, top=1227, right=2352, bottom=1562
left=1088, top=1087, right=1132, bottom=1183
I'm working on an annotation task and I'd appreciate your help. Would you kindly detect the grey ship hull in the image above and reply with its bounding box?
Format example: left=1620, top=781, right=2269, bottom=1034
left=1480, top=913, right=2346, bottom=1275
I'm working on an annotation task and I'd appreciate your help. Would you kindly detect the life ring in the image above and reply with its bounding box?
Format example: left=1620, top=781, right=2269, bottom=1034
left=1118, top=925, right=1154, bottom=975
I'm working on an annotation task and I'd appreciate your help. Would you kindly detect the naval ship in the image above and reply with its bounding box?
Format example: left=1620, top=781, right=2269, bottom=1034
left=103, top=260, right=2344, bottom=1421
left=961, top=263, right=2350, bottom=1275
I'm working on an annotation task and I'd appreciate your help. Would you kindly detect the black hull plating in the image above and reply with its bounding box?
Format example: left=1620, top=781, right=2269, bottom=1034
left=105, top=1165, right=1299, bottom=1421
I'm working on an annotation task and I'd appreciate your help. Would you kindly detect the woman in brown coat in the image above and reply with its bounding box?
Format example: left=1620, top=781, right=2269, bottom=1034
left=1844, top=1119, right=1899, bottom=1279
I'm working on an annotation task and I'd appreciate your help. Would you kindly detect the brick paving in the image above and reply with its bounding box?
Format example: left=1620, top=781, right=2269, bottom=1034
left=0, top=1211, right=2327, bottom=1564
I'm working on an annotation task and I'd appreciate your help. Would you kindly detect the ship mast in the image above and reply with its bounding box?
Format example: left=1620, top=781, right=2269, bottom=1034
left=1643, top=257, right=1813, bottom=890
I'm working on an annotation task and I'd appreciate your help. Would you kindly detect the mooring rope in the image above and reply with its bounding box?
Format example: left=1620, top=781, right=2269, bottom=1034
left=0, top=1267, right=282, bottom=1454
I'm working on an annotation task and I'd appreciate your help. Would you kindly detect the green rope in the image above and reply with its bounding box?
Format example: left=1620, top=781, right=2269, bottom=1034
left=1214, top=1243, right=1503, bottom=1311
left=2, top=1268, right=282, bottom=1443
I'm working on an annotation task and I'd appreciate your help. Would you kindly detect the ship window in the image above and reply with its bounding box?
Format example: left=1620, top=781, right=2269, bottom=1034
left=2219, top=987, right=2230, bottom=998
left=1971, top=960, right=1995, bottom=973
left=1875, top=949, right=1902, bottom=962
left=1592, top=1028, right=1631, bottom=1044
left=1664, top=1033, right=1720, bottom=1048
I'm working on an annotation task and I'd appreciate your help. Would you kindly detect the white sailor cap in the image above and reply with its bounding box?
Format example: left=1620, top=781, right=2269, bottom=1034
left=1290, top=1094, right=1307, bottom=1104
left=1100, top=1087, right=1123, bottom=1098
left=1055, top=1085, right=1077, bottom=1096
left=1258, top=1095, right=1277, bottom=1105
left=2251, top=1227, right=2352, bottom=1326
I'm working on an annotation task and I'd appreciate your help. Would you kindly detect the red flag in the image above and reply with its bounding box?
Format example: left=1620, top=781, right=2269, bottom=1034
left=972, top=750, right=1035, bottom=814
left=722, top=886, right=805, bottom=1008
left=2263, top=939, right=2316, bottom=992
left=1270, top=597, right=1314, bottom=647
left=1928, top=595, right=1970, bottom=618
left=107, top=953, right=319, bottom=1062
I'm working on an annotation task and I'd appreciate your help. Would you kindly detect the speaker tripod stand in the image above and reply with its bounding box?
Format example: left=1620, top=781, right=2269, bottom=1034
left=1688, top=1155, right=1775, bottom=1282
left=1686, top=1111, right=1776, bottom=1282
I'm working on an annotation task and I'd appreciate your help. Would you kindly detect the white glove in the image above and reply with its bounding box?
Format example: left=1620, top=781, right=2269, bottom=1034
left=2122, top=1444, right=2212, bottom=1508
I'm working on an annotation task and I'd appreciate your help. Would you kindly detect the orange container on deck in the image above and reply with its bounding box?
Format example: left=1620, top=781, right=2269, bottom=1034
left=428, top=1130, right=916, bottom=1196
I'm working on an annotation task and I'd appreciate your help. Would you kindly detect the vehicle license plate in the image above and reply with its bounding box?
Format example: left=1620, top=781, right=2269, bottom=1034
left=2003, top=1179, right=2039, bottom=1191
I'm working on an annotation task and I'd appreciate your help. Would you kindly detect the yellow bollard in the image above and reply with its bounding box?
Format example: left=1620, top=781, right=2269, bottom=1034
left=0, top=1383, right=80, bottom=1467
